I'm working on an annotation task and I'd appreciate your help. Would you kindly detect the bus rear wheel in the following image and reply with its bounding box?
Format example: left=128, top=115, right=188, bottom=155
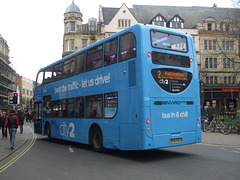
left=91, top=127, right=104, bottom=152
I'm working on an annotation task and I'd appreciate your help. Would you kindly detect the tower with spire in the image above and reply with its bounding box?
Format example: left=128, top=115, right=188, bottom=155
left=63, top=0, right=104, bottom=57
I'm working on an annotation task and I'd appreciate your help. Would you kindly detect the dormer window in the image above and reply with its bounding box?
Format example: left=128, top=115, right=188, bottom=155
left=208, top=23, right=212, bottom=31
left=203, top=17, right=216, bottom=31
left=150, top=13, right=167, bottom=27
left=221, top=18, right=233, bottom=32
left=168, top=15, right=184, bottom=28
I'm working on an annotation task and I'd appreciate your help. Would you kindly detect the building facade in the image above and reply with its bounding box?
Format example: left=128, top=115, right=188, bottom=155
left=16, top=76, right=34, bottom=113
left=62, top=0, right=105, bottom=57
left=62, top=2, right=240, bottom=110
left=0, top=34, right=17, bottom=111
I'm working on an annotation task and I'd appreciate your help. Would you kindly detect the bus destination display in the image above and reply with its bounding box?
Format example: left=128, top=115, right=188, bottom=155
left=151, top=68, right=192, bottom=93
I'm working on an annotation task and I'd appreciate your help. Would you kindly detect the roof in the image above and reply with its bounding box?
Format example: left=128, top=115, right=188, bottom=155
left=65, top=0, right=81, bottom=14
left=102, top=5, right=240, bottom=28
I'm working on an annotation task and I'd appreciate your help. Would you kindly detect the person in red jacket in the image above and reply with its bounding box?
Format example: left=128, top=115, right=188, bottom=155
left=4, top=110, right=19, bottom=150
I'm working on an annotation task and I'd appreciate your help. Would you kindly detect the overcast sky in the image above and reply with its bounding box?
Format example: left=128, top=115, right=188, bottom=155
left=0, top=0, right=234, bottom=81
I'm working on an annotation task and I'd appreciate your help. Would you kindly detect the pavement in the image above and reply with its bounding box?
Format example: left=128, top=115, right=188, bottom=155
left=0, top=126, right=240, bottom=161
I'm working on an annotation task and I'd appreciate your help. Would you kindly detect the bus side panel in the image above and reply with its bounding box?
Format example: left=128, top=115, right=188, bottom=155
left=120, top=124, right=139, bottom=150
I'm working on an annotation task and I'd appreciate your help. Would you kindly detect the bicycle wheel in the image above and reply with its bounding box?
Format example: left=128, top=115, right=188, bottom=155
left=204, top=122, right=215, bottom=132
left=221, top=122, right=232, bottom=135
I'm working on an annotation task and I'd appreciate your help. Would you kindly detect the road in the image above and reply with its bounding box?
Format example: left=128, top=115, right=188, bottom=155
left=0, top=127, right=239, bottom=180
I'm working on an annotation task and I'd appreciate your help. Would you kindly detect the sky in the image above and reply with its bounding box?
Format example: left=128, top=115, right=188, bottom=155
left=0, top=0, right=235, bottom=81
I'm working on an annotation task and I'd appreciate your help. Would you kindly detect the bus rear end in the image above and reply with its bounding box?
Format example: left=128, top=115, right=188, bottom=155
left=141, top=25, right=201, bottom=149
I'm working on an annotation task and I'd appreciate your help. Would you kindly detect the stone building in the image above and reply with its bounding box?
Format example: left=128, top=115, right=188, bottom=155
left=0, top=34, right=17, bottom=110
left=16, top=76, right=34, bottom=113
left=62, top=0, right=105, bottom=57
left=62, top=1, right=240, bottom=109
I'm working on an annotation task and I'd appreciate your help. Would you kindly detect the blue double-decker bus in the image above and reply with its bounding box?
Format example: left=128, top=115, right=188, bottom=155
left=34, top=24, right=201, bottom=152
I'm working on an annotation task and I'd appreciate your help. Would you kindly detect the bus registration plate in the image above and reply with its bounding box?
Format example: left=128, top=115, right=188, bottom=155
left=170, top=138, right=182, bottom=143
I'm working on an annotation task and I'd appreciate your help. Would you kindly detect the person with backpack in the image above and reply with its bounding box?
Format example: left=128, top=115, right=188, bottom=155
left=4, top=110, right=19, bottom=149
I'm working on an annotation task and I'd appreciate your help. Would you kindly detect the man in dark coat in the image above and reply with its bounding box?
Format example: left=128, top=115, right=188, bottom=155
left=4, top=110, right=19, bottom=149
left=0, top=112, right=7, bottom=138
left=17, top=110, right=24, bottom=133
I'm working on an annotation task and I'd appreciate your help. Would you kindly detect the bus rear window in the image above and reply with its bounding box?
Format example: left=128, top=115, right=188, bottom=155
left=152, top=52, right=190, bottom=68
left=151, top=30, right=188, bottom=52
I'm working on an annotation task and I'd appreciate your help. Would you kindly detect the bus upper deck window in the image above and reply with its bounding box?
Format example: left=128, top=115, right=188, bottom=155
left=151, top=30, right=188, bottom=52
left=37, top=71, right=44, bottom=86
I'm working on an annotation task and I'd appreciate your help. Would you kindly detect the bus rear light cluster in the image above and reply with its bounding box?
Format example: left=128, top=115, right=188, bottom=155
left=190, top=58, right=193, bottom=63
left=146, top=119, right=151, bottom=124
left=147, top=52, right=151, bottom=57
left=197, top=117, right=200, bottom=121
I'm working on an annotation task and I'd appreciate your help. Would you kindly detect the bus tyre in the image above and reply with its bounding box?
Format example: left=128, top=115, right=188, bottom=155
left=91, top=127, right=104, bottom=152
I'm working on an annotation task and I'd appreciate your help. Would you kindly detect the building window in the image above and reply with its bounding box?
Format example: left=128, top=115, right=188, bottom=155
left=82, top=39, right=87, bottom=48
left=228, top=76, right=231, bottom=84
left=224, top=76, right=227, bottom=84
left=208, top=23, right=212, bottom=31
left=223, top=58, right=226, bottom=69
left=65, top=23, right=69, bottom=33
left=205, top=58, right=208, bottom=68
left=90, top=40, right=97, bottom=44
left=222, top=41, right=225, bottom=51
left=227, top=58, right=231, bottom=69
left=209, top=40, right=212, bottom=50
left=70, top=22, right=75, bottom=32
left=210, top=76, right=213, bottom=85
left=118, top=19, right=131, bottom=28
left=71, top=39, right=74, bottom=51
left=66, top=40, right=69, bottom=51
left=214, top=58, right=217, bottom=68
left=230, top=41, right=234, bottom=51
left=204, top=40, right=207, bottom=50
left=209, top=58, right=213, bottom=68
left=213, top=40, right=216, bottom=50
left=232, top=58, right=235, bottom=69
left=233, top=76, right=236, bottom=84
left=214, top=77, right=218, bottom=84
left=206, top=76, right=209, bottom=84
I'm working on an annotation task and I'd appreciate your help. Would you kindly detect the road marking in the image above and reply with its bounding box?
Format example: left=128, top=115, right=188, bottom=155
left=0, top=126, right=36, bottom=174
left=69, top=145, right=74, bottom=153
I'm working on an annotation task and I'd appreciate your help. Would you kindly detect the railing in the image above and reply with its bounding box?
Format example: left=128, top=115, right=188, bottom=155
left=201, top=107, right=237, bottom=121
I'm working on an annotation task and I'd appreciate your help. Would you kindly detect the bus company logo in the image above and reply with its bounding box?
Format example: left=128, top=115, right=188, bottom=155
left=154, top=101, right=193, bottom=105
left=60, top=122, right=75, bottom=138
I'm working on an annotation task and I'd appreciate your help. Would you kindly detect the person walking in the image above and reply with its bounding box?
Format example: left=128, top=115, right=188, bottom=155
left=17, top=110, right=24, bottom=133
left=4, top=110, right=19, bottom=149
left=0, top=112, right=7, bottom=139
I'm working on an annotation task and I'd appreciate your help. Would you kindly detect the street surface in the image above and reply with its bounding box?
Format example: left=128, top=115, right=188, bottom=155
left=0, top=125, right=239, bottom=180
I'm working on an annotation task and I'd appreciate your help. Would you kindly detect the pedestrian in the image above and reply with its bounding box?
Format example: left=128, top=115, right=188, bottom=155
left=17, top=110, right=24, bottom=133
left=4, top=110, right=19, bottom=149
left=1, top=112, right=7, bottom=139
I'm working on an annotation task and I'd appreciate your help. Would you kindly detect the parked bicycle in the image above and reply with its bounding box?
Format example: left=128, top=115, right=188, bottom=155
left=204, top=114, right=231, bottom=135
left=222, top=119, right=240, bottom=135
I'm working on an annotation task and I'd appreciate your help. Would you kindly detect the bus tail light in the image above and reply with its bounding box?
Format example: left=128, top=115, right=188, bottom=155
left=190, top=58, right=193, bottom=63
left=146, top=119, right=151, bottom=124
left=197, top=117, right=200, bottom=121
left=147, top=52, right=151, bottom=57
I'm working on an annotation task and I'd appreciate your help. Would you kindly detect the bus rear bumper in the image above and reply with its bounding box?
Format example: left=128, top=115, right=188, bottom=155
left=152, top=131, right=201, bottom=149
